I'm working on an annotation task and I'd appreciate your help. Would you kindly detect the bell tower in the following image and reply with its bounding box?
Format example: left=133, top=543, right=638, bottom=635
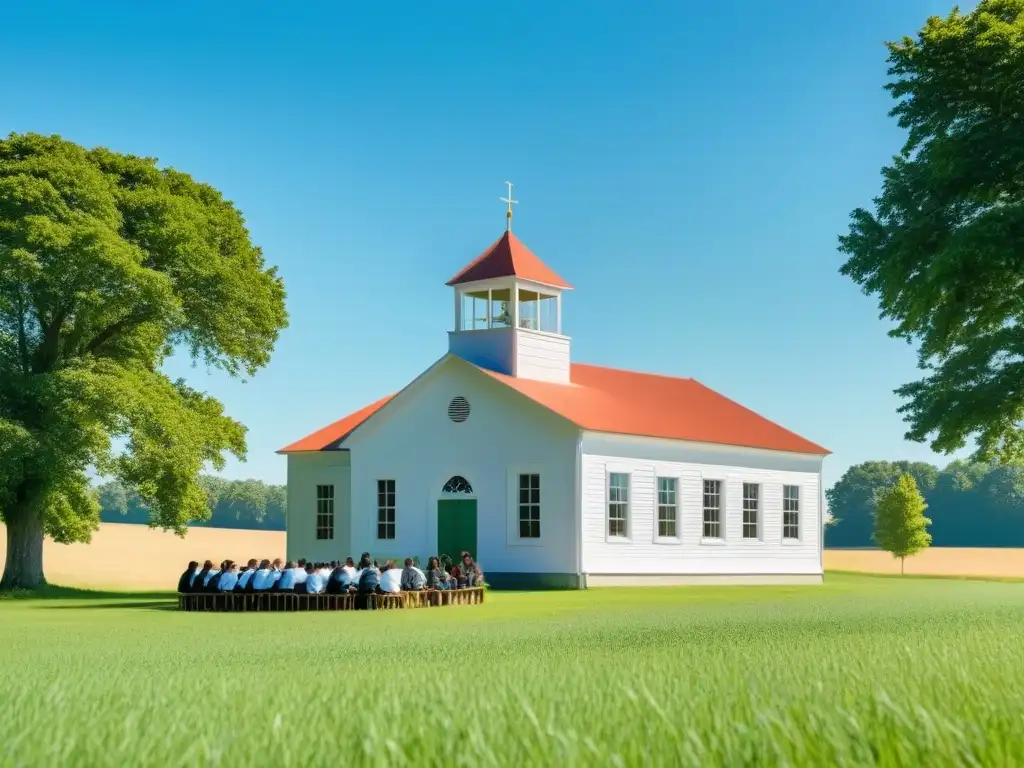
left=446, top=184, right=572, bottom=383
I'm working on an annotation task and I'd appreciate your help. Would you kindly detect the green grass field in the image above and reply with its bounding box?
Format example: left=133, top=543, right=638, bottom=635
left=2, top=574, right=1023, bottom=767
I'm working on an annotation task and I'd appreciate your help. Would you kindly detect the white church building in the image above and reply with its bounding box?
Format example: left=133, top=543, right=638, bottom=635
left=279, top=217, right=829, bottom=588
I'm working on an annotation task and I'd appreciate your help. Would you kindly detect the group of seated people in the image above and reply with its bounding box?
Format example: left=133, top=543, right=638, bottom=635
left=177, top=551, right=484, bottom=597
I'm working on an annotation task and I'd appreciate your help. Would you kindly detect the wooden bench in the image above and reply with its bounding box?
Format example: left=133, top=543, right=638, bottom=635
left=403, top=590, right=434, bottom=608
left=370, top=593, right=405, bottom=610
left=176, top=587, right=484, bottom=612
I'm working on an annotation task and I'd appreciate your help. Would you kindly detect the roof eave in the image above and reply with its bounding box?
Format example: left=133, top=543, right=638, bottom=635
left=275, top=446, right=351, bottom=455
left=445, top=275, right=573, bottom=290
left=577, top=428, right=830, bottom=458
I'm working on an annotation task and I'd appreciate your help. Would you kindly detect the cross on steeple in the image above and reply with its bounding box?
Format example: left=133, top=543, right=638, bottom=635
left=500, top=181, right=518, bottom=232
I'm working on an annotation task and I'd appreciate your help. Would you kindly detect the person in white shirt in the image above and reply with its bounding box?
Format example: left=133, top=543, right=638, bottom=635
left=278, top=561, right=297, bottom=591
left=203, top=562, right=222, bottom=589
left=317, top=563, right=331, bottom=581
left=237, top=559, right=259, bottom=590
left=218, top=562, right=240, bottom=591
left=252, top=560, right=274, bottom=591
left=304, top=563, right=325, bottom=594
left=342, top=557, right=359, bottom=583
left=292, top=561, right=308, bottom=590
left=265, top=559, right=285, bottom=591
left=379, top=561, right=402, bottom=593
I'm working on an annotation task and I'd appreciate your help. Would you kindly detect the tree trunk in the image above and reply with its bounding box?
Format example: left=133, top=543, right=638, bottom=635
left=900, top=557, right=905, bottom=576
left=1, top=506, right=46, bottom=590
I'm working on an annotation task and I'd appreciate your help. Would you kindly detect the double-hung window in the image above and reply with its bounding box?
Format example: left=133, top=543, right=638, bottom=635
left=316, top=484, right=334, bottom=540
left=607, top=472, right=629, bottom=538
left=518, top=473, right=541, bottom=539
left=742, top=482, right=760, bottom=539
left=656, top=477, right=678, bottom=539
left=782, top=485, right=800, bottom=540
left=702, top=480, right=723, bottom=539
left=377, top=480, right=396, bottom=540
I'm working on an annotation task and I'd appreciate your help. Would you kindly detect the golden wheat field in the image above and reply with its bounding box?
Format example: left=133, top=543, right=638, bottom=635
left=825, top=547, right=1024, bottom=578
left=0, top=522, right=284, bottom=589
left=1, top=522, right=1022, bottom=588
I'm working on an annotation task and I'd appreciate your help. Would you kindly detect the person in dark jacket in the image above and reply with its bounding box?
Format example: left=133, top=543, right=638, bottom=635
left=357, top=555, right=380, bottom=592
left=177, top=561, right=199, bottom=593
left=354, top=554, right=380, bottom=609
left=325, top=565, right=356, bottom=594
left=191, top=560, right=214, bottom=592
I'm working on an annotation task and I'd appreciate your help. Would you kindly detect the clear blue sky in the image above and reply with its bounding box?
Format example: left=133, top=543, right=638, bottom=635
left=1, top=0, right=972, bottom=491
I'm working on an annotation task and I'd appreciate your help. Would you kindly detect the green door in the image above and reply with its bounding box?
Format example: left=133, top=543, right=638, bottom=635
left=437, top=498, right=478, bottom=563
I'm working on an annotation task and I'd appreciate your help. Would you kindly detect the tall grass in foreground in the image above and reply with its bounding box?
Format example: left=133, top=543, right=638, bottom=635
left=1, top=575, right=1023, bottom=767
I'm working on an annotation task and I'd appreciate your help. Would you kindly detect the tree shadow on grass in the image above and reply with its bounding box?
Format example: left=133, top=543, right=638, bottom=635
left=0, top=584, right=176, bottom=602
left=39, top=600, right=178, bottom=612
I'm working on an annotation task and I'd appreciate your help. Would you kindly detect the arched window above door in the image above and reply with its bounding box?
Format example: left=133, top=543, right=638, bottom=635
left=442, top=476, right=474, bottom=494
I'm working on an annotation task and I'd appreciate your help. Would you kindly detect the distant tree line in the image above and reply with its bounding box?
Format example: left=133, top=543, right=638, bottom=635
left=97, top=477, right=286, bottom=532
left=826, top=461, right=1024, bottom=548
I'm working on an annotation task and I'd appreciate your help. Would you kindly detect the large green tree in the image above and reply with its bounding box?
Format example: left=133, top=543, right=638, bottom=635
left=0, top=133, right=287, bottom=589
left=839, top=1, right=1024, bottom=462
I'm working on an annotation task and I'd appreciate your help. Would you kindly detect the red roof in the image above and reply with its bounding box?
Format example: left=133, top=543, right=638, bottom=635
left=278, top=362, right=828, bottom=455
left=277, top=394, right=394, bottom=453
left=476, top=363, right=829, bottom=455
left=446, top=231, right=572, bottom=289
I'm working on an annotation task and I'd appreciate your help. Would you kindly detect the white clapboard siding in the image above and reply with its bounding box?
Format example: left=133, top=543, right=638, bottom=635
left=581, top=437, right=822, bottom=576
left=515, top=329, right=571, bottom=383
left=286, top=452, right=353, bottom=564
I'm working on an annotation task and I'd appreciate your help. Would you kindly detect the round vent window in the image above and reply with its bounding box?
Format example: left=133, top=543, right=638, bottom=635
left=447, top=396, right=470, bottom=423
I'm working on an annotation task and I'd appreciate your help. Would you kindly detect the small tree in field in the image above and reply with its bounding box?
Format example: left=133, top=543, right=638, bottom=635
left=873, top=474, right=932, bottom=574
